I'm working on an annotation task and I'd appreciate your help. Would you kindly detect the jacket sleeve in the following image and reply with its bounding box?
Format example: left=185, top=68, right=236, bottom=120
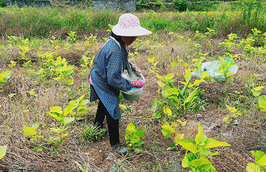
left=106, top=47, right=132, bottom=92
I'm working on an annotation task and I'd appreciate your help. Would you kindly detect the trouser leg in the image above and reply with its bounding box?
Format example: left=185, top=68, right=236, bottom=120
left=94, top=100, right=106, bottom=128
left=106, top=112, right=120, bottom=146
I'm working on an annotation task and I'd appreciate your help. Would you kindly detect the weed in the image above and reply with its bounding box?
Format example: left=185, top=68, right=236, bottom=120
left=82, top=124, right=106, bottom=142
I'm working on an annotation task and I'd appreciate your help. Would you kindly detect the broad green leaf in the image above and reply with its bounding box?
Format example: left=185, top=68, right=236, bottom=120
left=76, top=94, right=85, bottom=103
left=50, top=127, right=67, bottom=134
left=168, top=96, right=180, bottom=103
left=50, top=106, right=63, bottom=114
left=198, top=146, right=212, bottom=158
left=161, top=90, right=167, bottom=99
left=126, top=122, right=137, bottom=135
left=246, top=163, right=264, bottom=172
left=156, top=75, right=165, bottom=82
left=163, top=107, right=172, bottom=116
left=171, top=62, right=178, bottom=67
left=195, top=123, right=208, bottom=145
left=63, top=104, right=78, bottom=116
left=62, top=117, right=75, bottom=125
left=157, top=81, right=165, bottom=88
left=183, top=68, right=192, bottom=82
left=161, top=124, right=175, bottom=139
left=189, top=158, right=212, bottom=171
left=256, top=155, right=266, bottom=166
left=136, top=129, right=146, bottom=137
left=258, top=95, right=266, bottom=112
left=23, top=125, right=37, bottom=137
left=184, top=88, right=198, bottom=105
left=69, top=100, right=77, bottom=105
left=182, top=153, right=197, bottom=168
left=181, top=62, right=189, bottom=66
left=167, top=88, right=180, bottom=96
left=174, top=134, right=184, bottom=144
left=77, top=108, right=87, bottom=114
left=176, top=139, right=197, bottom=154
left=165, top=73, right=175, bottom=80
left=130, top=134, right=140, bottom=144
left=205, top=138, right=231, bottom=149
left=31, top=122, right=39, bottom=129
left=47, top=112, right=63, bottom=122
left=79, top=100, right=90, bottom=105
left=251, top=151, right=265, bottom=162
left=253, top=86, right=265, bottom=92
left=0, top=145, right=7, bottom=159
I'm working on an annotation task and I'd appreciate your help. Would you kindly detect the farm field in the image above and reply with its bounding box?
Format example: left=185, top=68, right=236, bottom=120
left=0, top=5, right=266, bottom=172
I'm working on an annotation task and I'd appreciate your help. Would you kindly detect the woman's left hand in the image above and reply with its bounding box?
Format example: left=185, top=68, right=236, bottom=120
left=132, top=65, right=142, bottom=74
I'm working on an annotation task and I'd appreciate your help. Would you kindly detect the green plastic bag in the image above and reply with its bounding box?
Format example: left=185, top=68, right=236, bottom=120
left=191, top=58, right=238, bottom=81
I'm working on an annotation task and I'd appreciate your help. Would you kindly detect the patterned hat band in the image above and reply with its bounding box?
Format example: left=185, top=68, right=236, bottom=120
left=112, top=13, right=152, bottom=37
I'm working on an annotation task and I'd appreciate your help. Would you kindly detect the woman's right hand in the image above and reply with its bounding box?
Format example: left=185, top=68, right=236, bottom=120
left=131, top=80, right=145, bottom=88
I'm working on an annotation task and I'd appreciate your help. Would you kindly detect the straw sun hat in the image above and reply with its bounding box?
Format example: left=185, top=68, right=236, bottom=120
left=112, top=13, right=152, bottom=37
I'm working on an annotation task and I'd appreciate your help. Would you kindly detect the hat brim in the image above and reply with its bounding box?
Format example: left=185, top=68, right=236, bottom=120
left=112, top=25, right=152, bottom=37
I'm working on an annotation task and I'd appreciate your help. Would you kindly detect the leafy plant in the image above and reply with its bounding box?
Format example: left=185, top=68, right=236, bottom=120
left=161, top=120, right=186, bottom=150
left=251, top=86, right=264, bottom=97
left=246, top=151, right=266, bottom=172
left=67, top=31, right=77, bottom=44
left=176, top=123, right=231, bottom=171
left=46, top=95, right=89, bottom=126
left=151, top=67, right=207, bottom=121
left=223, top=105, right=242, bottom=123
left=0, top=70, right=11, bottom=85
left=37, top=53, right=74, bottom=85
left=125, top=121, right=146, bottom=153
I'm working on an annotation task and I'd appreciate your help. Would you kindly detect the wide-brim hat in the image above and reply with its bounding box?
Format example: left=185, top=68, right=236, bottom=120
left=112, top=13, right=152, bottom=37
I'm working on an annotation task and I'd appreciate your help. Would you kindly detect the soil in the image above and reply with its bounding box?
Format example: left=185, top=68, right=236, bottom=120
left=0, top=32, right=266, bottom=172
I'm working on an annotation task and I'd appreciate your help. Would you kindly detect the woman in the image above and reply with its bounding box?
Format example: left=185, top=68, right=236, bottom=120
left=89, top=13, right=152, bottom=155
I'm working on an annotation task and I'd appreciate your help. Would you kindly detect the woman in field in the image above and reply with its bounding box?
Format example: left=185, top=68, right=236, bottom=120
left=89, top=13, right=152, bottom=155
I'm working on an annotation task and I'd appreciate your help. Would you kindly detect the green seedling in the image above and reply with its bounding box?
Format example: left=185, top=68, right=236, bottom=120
left=0, top=70, right=11, bottom=85
left=161, top=121, right=185, bottom=150
left=67, top=31, right=76, bottom=44
left=223, top=105, right=242, bottom=123
left=23, top=122, right=40, bottom=141
left=125, top=121, right=146, bottom=153
left=176, top=123, right=230, bottom=172
left=251, top=86, right=265, bottom=97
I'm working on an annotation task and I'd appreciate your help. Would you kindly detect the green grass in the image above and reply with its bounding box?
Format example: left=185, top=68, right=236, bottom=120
left=0, top=1, right=266, bottom=38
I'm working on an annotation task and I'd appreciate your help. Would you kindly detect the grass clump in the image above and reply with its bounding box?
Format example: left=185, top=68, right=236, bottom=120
left=82, top=124, right=107, bottom=142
